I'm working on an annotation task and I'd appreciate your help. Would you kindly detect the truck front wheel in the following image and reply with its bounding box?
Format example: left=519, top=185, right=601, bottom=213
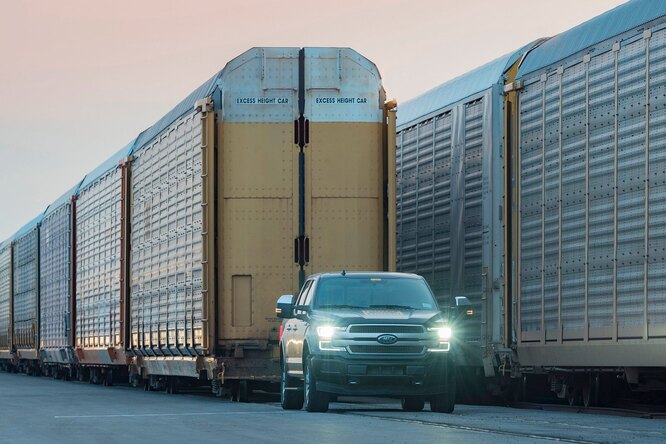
left=430, top=367, right=456, bottom=413
left=303, top=355, right=329, bottom=412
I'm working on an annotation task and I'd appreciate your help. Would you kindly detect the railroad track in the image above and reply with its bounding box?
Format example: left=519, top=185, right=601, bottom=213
left=510, top=401, right=666, bottom=420
left=334, top=410, right=602, bottom=444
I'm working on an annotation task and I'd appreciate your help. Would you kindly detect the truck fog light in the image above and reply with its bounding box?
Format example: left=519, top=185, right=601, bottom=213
left=427, top=342, right=450, bottom=352
left=319, top=341, right=344, bottom=351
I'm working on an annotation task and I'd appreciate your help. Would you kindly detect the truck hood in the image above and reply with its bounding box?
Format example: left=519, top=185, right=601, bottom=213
left=310, top=308, right=443, bottom=326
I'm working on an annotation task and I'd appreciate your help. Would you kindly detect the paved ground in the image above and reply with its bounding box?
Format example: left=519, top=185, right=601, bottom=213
left=0, top=372, right=664, bottom=443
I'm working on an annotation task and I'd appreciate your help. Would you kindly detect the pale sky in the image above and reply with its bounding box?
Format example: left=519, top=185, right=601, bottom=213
left=0, top=0, right=627, bottom=240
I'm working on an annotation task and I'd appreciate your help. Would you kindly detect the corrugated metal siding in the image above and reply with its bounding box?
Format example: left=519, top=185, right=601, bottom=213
left=648, top=27, right=666, bottom=327
left=130, top=110, right=203, bottom=355
left=397, top=95, right=491, bottom=340
left=76, top=166, right=123, bottom=348
left=518, top=0, right=666, bottom=77
left=13, top=228, right=39, bottom=351
left=518, top=78, right=544, bottom=334
left=587, top=50, right=615, bottom=331
left=0, top=244, right=11, bottom=349
left=560, top=62, right=587, bottom=331
left=463, top=100, right=484, bottom=320
left=39, top=200, right=72, bottom=353
left=397, top=113, right=452, bottom=296
left=518, top=21, right=666, bottom=342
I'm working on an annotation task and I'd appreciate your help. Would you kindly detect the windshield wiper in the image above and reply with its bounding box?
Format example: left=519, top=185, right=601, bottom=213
left=317, top=304, right=366, bottom=309
left=368, top=304, right=416, bottom=310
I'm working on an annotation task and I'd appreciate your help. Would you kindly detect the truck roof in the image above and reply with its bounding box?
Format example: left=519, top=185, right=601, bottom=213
left=309, top=271, right=422, bottom=280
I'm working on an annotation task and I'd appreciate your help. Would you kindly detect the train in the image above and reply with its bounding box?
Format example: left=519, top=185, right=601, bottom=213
left=0, top=47, right=397, bottom=399
left=396, top=0, right=666, bottom=405
left=2, top=0, right=666, bottom=408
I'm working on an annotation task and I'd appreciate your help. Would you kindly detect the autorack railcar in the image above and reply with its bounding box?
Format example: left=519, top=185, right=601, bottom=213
left=397, top=0, right=666, bottom=404
left=396, top=44, right=536, bottom=387
left=39, top=181, right=83, bottom=378
left=509, top=0, right=666, bottom=403
left=0, top=47, right=396, bottom=398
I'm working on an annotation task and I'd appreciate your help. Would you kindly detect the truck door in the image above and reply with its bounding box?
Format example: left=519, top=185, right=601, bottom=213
left=284, top=279, right=314, bottom=376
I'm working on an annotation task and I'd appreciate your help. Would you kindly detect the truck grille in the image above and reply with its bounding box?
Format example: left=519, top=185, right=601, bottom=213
left=348, top=345, right=424, bottom=354
left=348, top=325, right=425, bottom=334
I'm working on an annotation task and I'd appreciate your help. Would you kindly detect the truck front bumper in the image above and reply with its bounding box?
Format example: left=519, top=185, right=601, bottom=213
left=310, top=352, right=454, bottom=397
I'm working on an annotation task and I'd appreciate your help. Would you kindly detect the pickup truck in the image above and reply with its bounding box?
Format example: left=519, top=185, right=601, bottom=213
left=276, top=271, right=468, bottom=413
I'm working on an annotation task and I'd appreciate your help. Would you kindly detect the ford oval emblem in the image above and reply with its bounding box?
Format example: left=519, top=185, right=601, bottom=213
left=377, top=334, right=398, bottom=345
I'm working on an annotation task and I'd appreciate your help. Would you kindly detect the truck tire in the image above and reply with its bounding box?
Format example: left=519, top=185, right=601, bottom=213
left=304, top=355, right=329, bottom=413
left=401, top=397, right=425, bottom=411
left=430, top=368, right=456, bottom=413
left=281, top=362, right=304, bottom=410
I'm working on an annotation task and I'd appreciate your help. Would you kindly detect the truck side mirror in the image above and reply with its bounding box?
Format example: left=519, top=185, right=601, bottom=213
left=276, top=295, right=295, bottom=319
left=453, top=296, right=473, bottom=321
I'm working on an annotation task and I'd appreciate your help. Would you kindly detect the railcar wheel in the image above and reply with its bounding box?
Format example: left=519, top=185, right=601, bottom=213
left=166, top=378, right=180, bottom=395
left=130, top=374, right=141, bottom=388
left=582, top=383, right=591, bottom=408
left=567, top=386, right=580, bottom=407
left=103, top=369, right=113, bottom=387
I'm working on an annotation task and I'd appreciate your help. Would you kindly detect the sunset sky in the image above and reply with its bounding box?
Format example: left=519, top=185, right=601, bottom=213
left=0, top=0, right=628, bottom=240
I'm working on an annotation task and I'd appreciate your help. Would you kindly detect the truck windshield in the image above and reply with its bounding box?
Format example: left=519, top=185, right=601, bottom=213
left=313, top=276, right=437, bottom=310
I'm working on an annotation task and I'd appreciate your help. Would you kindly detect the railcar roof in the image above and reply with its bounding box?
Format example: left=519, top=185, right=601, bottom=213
left=11, top=211, right=47, bottom=241
left=518, top=0, right=666, bottom=77
left=78, top=137, right=137, bottom=191
left=44, top=178, right=86, bottom=217
left=397, top=43, right=534, bottom=130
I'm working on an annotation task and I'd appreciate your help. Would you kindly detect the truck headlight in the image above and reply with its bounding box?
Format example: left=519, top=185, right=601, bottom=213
left=428, top=326, right=452, bottom=340
left=317, top=325, right=336, bottom=339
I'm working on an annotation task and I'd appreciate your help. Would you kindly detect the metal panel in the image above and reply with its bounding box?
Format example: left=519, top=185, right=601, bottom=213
left=517, top=20, right=666, bottom=358
left=130, top=110, right=204, bottom=356
left=232, top=275, right=252, bottom=327
left=39, top=200, right=73, bottom=361
left=519, top=79, right=544, bottom=336
left=305, top=48, right=384, bottom=123
left=13, top=227, right=39, bottom=352
left=648, top=27, right=666, bottom=328
left=587, top=49, right=616, bottom=333
left=398, top=44, right=535, bottom=129
left=518, top=0, right=666, bottom=78
left=463, top=100, right=484, bottom=337
left=76, top=165, right=123, bottom=349
left=560, top=62, right=587, bottom=332
left=397, top=91, right=494, bottom=348
left=0, top=244, right=11, bottom=350
left=397, top=112, right=452, bottom=299
left=616, top=37, right=647, bottom=331
left=220, top=47, right=299, bottom=124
